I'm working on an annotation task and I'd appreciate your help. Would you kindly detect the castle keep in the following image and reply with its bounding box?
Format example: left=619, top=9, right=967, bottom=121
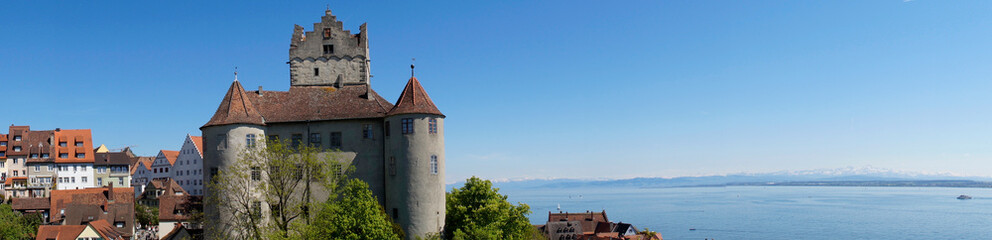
left=200, top=9, right=445, bottom=239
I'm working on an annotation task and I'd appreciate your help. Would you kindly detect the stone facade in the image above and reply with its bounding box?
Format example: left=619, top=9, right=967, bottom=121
left=201, top=9, right=445, bottom=240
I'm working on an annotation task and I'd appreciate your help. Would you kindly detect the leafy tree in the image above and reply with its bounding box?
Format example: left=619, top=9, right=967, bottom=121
left=135, top=204, right=159, bottom=227
left=206, top=139, right=349, bottom=240
left=445, top=177, right=535, bottom=240
left=303, top=179, right=403, bottom=240
left=0, top=203, right=40, bottom=240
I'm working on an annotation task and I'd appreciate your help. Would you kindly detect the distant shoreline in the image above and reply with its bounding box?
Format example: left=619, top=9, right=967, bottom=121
left=666, top=180, right=992, bottom=189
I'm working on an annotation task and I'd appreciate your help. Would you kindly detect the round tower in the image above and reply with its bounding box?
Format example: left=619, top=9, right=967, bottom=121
left=384, top=75, right=445, bottom=239
left=200, top=78, right=267, bottom=238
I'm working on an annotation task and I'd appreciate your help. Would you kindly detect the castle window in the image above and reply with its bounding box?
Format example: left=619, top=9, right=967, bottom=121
left=384, top=121, right=390, bottom=137
left=323, top=28, right=331, bottom=39
left=246, top=134, right=256, bottom=148
left=323, top=45, right=334, bottom=54
left=362, top=124, right=374, bottom=139
left=389, top=157, right=396, bottom=176
left=216, top=134, right=228, bottom=150
left=401, top=118, right=414, bottom=134
left=251, top=201, right=262, bottom=220
left=251, top=167, right=261, bottom=181
left=309, top=133, right=322, bottom=146
left=314, top=68, right=319, bottom=76
left=291, top=134, right=303, bottom=149
left=429, top=118, right=438, bottom=134
left=330, top=132, right=342, bottom=149
left=430, top=155, right=438, bottom=175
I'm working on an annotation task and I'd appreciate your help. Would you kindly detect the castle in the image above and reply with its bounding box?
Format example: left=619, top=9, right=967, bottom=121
left=200, top=9, right=445, bottom=239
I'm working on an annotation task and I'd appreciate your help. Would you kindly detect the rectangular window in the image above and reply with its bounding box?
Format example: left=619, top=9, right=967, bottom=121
left=75, top=141, right=83, bottom=147
left=430, top=155, right=439, bottom=175
left=251, top=201, right=262, bottom=219
left=13, top=159, right=17, bottom=164
left=251, top=167, right=261, bottom=181
left=48, top=165, right=54, bottom=171
left=314, top=68, right=319, bottom=76
left=429, top=118, right=438, bottom=134
left=82, top=177, right=87, bottom=183
left=384, top=121, right=390, bottom=137
left=401, top=118, right=414, bottom=134
left=330, top=132, right=342, bottom=148
left=13, top=136, right=21, bottom=141
left=59, top=153, right=68, bottom=158
left=119, top=177, right=125, bottom=185
left=323, top=28, right=331, bottom=39
left=76, top=153, right=85, bottom=158
left=34, top=165, right=40, bottom=172
left=71, top=177, right=75, bottom=183
left=246, top=134, right=256, bottom=148
left=323, top=44, right=334, bottom=54
left=0, top=141, right=5, bottom=146
left=41, top=153, right=49, bottom=158
left=210, top=168, right=219, bottom=182
left=363, top=124, right=374, bottom=139
left=0, top=152, right=4, bottom=157
left=389, top=157, right=396, bottom=176
left=309, top=133, right=322, bottom=146
left=216, top=134, right=228, bottom=150
left=291, top=134, right=303, bottom=149
left=97, top=178, right=103, bottom=186
left=30, top=154, right=38, bottom=159
left=13, top=146, right=21, bottom=152
left=59, top=142, right=66, bottom=147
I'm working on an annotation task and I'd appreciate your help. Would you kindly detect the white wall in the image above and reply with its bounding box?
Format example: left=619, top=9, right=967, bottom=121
left=174, top=135, right=204, bottom=195
left=55, top=163, right=94, bottom=190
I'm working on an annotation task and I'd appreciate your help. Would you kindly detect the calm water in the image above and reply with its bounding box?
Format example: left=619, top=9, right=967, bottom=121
left=502, top=186, right=992, bottom=239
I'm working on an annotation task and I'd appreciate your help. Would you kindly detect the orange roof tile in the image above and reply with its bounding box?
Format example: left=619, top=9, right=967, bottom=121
left=388, top=77, right=443, bottom=117
left=88, top=219, right=126, bottom=240
left=160, top=150, right=179, bottom=165
left=35, top=225, right=87, bottom=240
left=190, top=136, right=204, bottom=156
left=53, top=129, right=95, bottom=164
left=202, top=80, right=266, bottom=128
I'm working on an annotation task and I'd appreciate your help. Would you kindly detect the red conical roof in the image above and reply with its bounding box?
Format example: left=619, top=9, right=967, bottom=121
left=202, top=80, right=266, bottom=128
left=388, top=77, right=443, bottom=117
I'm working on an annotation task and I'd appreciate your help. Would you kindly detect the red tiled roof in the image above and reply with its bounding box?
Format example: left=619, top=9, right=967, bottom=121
left=202, top=80, right=266, bottom=128
left=202, top=84, right=395, bottom=128
left=189, top=136, right=204, bottom=156
left=54, top=129, right=94, bottom=164
left=160, top=150, right=179, bottom=165
left=549, top=211, right=610, bottom=234
left=35, top=225, right=87, bottom=240
left=159, top=195, right=201, bottom=221
left=88, top=219, right=126, bottom=240
left=12, top=197, right=50, bottom=210
left=49, top=187, right=135, bottom=237
left=388, top=77, right=443, bottom=116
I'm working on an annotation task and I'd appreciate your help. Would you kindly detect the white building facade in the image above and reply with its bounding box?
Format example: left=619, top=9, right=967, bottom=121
left=55, top=163, right=94, bottom=190
left=173, top=135, right=204, bottom=195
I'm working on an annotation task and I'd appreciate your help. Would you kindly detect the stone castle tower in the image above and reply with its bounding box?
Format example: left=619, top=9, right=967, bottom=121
left=200, top=9, right=445, bottom=239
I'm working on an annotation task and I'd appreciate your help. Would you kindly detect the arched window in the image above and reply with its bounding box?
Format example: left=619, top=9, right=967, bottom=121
left=430, top=155, right=438, bottom=175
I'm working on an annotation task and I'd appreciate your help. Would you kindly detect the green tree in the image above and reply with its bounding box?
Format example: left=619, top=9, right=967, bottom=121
left=206, top=139, right=350, bottom=240
left=303, top=179, right=403, bottom=240
left=0, top=203, right=40, bottom=240
left=135, top=204, right=159, bottom=227
left=445, top=177, right=535, bottom=240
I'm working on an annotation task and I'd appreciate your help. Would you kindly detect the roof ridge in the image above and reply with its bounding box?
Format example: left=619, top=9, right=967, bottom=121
left=387, top=77, right=443, bottom=117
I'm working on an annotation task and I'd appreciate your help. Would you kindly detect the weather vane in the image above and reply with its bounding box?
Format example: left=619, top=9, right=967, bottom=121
left=234, top=66, right=239, bottom=81
left=411, top=58, right=416, bottom=77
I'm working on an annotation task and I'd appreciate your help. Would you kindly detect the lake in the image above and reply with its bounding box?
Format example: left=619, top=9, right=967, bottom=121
left=501, top=185, right=992, bottom=239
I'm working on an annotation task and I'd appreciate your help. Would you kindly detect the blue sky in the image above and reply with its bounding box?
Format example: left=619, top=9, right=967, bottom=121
left=3, top=1, right=992, bottom=182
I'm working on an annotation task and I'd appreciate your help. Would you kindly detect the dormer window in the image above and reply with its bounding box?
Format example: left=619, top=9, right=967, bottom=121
left=323, top=44, right=334, bottom=54
left=30, top=154, right=38, bottom=158
left=75, top=141, right=83, bottom=147
left=76, top=153, right=85, bottom=159
left=13, top=136, right=21, bottom=141
left=13, top=146, right=21, bottom=152
left=41, top=153, right=48, bottom=158
left=0, top=141, right=6, bottom=146
left=60, top=153, right=68, bottom=158
left=59, top=142, right=66, bottom=147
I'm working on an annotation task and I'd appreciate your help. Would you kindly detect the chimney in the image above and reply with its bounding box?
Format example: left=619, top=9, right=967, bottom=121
left=258, top=86, right=264, bottom=96
left=108, top=182, right=114, bottom=202
left=55, top=128, right=61, bottom=132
